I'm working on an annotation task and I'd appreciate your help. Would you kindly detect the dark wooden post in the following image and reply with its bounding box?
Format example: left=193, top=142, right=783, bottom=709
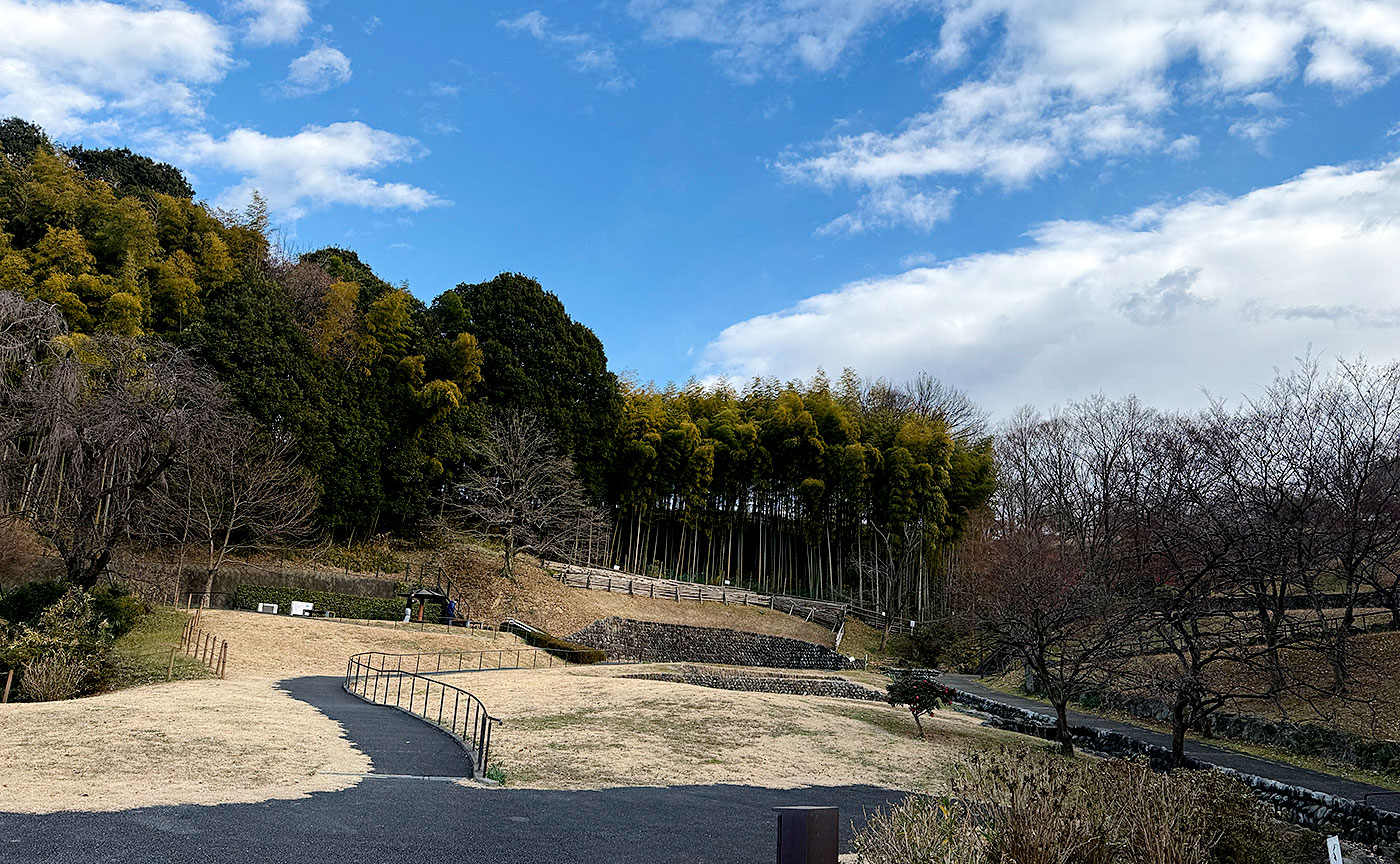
left=774, top=806, right=838, bottom=864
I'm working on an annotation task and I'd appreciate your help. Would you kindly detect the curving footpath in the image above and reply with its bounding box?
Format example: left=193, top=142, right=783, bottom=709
left=279, top=675, right=476, bottom=777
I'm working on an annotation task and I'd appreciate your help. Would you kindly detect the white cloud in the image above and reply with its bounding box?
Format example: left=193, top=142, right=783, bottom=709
left=628, top=0, right=918, bottom=78
left=818, top=181, right=956, bottom=234
left=176, top=122, right=448, bottom=219
left=1228, top=115, right=1289, bottom=150
left=0, top=0, right=231, bottom=136
left=499, top=10, right=633, bottom=90
left=284, top=45, right=352, bottom=96
left=236, top=0, right=311, bottom=46
left=760, top=1, right=1400, bottom=230
left=700, top=156, right=1400, bottom=416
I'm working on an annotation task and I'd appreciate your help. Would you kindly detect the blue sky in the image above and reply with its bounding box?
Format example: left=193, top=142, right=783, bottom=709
left=4, top=0, right=1400, bottom=415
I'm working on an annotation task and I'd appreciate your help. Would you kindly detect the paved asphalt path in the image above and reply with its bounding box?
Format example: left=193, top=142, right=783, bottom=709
left=941, top=674, right=1400, bottom=813
left=0, top=676, right=908, bottom=863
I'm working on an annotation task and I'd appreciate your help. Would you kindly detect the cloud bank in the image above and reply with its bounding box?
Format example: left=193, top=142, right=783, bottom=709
left=177, top=123, right=448, bottom=220
left=0, top=0, right=231, bottom=135
left=701, top=156, right=1400, bottom=415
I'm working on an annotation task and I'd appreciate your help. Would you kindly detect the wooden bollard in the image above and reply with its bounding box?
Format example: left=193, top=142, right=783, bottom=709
left=167, top=647, right=177, bottom=680
left=218, top=641, right=227, bottom=679
left=2, top=669, right=12, bottom=703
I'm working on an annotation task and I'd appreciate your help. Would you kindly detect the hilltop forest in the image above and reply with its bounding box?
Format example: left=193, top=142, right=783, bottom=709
left=0, top=118, right=996, bottom=615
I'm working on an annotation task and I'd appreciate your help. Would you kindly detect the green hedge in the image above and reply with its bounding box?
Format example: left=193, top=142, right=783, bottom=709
left=502, top=623, right=606, bottom=664
left=232, top=584, right=441, bottom=622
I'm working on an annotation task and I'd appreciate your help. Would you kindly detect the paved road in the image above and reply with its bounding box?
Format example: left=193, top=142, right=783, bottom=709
left=941, top=674, right=1400, bottom=813
left=0, top=676, right=906, bottom=863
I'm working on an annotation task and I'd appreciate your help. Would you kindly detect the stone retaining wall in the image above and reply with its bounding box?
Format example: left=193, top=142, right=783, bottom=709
left=567, top=617, right=864, bottom=670
left=941, top=682, right=1400, bottom=849
left=625, top=665, right=884, bottom=701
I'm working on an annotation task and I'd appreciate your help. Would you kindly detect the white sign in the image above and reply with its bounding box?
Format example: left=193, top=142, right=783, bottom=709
left=1326, top=835, right=1343, bottom=864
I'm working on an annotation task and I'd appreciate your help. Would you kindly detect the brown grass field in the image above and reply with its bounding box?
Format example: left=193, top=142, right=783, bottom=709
left=0, top=570, right=998, bottom=813
left=444, top=664, right=1014, bottom=790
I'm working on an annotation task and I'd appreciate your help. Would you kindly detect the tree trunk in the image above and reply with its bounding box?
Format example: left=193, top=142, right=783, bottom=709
left=1053, top=699, right=1075, bottom=757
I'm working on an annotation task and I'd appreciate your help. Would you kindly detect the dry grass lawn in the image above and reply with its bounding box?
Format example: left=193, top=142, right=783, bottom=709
left=195, top=609, right=524, bottom=680
left=0, top=678, right=369, bottom=813
left=440, top=549, right=839, bottom=646
left=446, top=664, right=1013, bottom=791
left=0, top=609, right=522, bottom=814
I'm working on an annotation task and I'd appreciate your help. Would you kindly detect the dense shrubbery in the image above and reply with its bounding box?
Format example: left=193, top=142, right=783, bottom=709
left=853, top=748, right=1322, bottom=864
left=0, top=586, right=137, bottom=700
left=231, top=584, right=440, bottom=621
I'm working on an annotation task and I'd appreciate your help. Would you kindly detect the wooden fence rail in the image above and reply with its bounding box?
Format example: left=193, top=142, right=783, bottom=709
left=180, top=615, right=229, bottom=679
left=544, top=563, right=853, bottom=634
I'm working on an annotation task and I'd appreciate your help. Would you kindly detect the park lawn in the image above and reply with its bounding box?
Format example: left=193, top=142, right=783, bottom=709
left=444, top=664, right=1019, bottom=791
left=107, top=606, right=213, bottom=690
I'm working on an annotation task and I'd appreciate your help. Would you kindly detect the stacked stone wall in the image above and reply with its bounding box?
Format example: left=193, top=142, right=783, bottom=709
left=625, top=665, right=883, bottom=701
left=567, top=617, right=864, bottom=670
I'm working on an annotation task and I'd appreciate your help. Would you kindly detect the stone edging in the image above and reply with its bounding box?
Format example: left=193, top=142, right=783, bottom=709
left=624, top=665, right=885, bottom=701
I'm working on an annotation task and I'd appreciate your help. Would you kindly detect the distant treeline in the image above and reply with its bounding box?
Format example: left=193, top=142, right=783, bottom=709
left=0, top=117, right=995, bottom=614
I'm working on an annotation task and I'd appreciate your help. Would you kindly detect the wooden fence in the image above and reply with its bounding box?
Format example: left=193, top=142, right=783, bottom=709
left=544, top=562, right=851, bottom=636
left=180, top=614, right=229, bottom=679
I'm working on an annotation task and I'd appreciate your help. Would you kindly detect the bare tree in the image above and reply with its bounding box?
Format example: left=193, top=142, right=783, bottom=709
left=979, top=400, right=1150, bottom=755
left=145, top=420, right=318, bottom=598
left=445, top=412, right=608, bottom=581
left=1, top=294, right=218, bottom=589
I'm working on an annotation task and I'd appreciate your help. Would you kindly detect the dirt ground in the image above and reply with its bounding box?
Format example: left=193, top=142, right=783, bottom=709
left=0, top=610, right=521, bottom=814
left=445, top=664, right=1012, bottom=791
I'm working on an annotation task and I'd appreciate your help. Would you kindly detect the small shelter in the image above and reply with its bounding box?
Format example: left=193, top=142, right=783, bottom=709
left=398, top=587, right=449, bottom=623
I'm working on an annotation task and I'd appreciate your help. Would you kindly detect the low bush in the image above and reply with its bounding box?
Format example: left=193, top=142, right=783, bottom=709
left=1, top=587, right=117, bottom=701
left=502, top=623, right=606, bottom=664
left=853, top=747, right=1323, bottom=864
left=18, top=649, right=90, bottom=702
left=0, top=580, right=66, bottom=627
left=887, top=672, right=954, bottom=736
left=232, top=584, right=440, bottom=621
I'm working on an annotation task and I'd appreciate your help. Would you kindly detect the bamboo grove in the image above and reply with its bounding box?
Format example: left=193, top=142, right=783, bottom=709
left=601, top=373, right=996, bottom=614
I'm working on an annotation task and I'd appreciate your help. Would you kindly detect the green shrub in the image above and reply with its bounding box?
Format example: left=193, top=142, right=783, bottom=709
left=90, top=583, right=147, bottom=637
left=485, top=763, right=508, bottom=784
left=0, top=580, right=66, bottom=626
left=502, top=624, right=606, bottom=664
left=0, top=587, right=116, bottom=700
left=232, top=584, right=440, bottom=621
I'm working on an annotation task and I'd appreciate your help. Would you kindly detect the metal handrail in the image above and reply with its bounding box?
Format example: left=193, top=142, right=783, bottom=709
left=343, top=653, right=502, bottom=779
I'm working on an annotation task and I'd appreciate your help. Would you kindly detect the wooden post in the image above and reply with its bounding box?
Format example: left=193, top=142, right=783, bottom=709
left=2, top=669, right=12, bottom=703
left=219, top=641, right=228, bottom=679
left=166, top=647, right=176, bottom=681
